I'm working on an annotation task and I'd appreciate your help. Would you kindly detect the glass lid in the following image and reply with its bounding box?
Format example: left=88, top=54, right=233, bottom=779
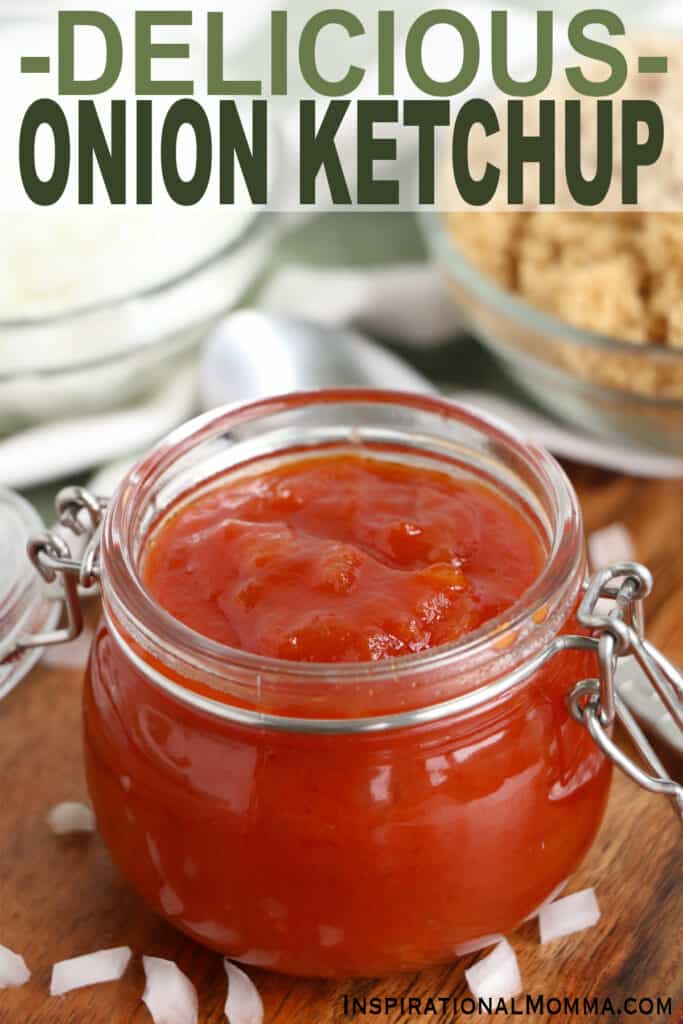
left=0, top=488, right=60, bottom=699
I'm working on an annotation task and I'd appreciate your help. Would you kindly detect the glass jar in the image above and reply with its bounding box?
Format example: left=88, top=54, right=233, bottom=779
left=4, top=390, right=682, bottom=979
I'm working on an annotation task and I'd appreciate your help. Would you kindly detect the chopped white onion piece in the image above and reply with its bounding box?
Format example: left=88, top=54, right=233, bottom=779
left=50, top=946, right=132, bottom=996
left=588, top=523, right=635, bottom=571
left=454, top=934, right=503, bottom=956
left=0, top=944, right=31, bottom=988
left=224, top=961, right=264, bottom=1024
left=465, top=939, right=523, bottom=1001
left=142, top=956, right=198, bottom=1024
left=539, top=888, right=601, bottom=944
left=46, top=801, right=96, bottom=835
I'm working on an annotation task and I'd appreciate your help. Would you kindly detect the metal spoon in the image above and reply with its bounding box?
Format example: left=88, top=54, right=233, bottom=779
left=200, top=311, right=683, bottom=480
left=199, top=310, right=433, bottom=406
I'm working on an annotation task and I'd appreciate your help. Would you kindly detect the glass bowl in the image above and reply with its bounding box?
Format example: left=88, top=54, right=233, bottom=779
left=0, top=5, right=279, bottom=434
left=0, top=210, right=277, bottom=434
left=420, top=218, right=683, bottom=457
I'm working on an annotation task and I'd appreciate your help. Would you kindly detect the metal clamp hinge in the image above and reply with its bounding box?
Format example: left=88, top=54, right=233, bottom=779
left=7, top=488, right=107, bottom=660
left=568, top=562, right=683, bottom=824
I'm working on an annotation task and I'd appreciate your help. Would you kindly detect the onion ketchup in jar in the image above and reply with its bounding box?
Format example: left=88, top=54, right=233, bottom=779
left=83, top=391, right=611, bottom=977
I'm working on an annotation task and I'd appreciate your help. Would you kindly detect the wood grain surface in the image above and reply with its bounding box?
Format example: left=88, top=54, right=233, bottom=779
left=1, top=466, right=681, bottom=1024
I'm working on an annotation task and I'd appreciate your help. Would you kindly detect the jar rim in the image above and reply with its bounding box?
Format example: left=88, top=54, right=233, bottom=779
left=102, top=390, right=585, bottom=707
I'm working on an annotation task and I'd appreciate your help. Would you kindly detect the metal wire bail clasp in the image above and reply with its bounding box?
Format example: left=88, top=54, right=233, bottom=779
left=568, top=562, right=683, bottom=823
left=12, top=487, right=107, bottom=657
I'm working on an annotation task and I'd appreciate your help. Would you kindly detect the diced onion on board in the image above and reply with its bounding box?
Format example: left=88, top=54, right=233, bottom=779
left=0, top=944, right=30, bottom=989
left=588, top=523, right=635, bottom=571
left=539, top=888, right=601, bottom=944
left=50, top=946, right=132, bottom=996
left=142, top=955, right=198, bottom=1024
left=46, top=801, right=96, bottom=835
left=465, top=939, right=523, bottom=1001
left=224, top=960, right=264, bottom=1024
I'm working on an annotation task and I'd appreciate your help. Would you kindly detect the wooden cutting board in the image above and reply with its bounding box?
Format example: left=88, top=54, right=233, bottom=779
left=1, top=466, right=682, bottom=1024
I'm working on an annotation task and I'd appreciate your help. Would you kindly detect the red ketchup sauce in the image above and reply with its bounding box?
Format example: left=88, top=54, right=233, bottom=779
left=143, top=454, right=546, bottom=661
left=84, top=454, right=610, bottom=976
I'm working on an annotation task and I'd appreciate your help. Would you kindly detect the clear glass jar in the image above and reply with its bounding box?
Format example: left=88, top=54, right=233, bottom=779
left=5, top=390, right=681, bottom=978
left=84, top=391, right=606, bottom=977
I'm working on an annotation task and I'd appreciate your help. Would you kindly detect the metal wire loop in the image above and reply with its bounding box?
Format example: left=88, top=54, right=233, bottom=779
left=0, top=489, right=105, bottom=664
left=572, top=562, right=683, bottom=825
